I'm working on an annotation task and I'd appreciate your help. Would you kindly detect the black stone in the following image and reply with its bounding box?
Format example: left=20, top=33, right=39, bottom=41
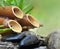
left=19, top=35, right=40, bottom=49
left=1, top=31, right=32, bottom=42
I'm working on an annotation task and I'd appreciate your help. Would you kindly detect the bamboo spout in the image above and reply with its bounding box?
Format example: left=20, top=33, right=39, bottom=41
left=17, top=14, right=42, bottom=29
left=0, top=6, right=23, bottom=19
left=7, top=20, right=22, bottom=33
left=0, top=17, right=22, bottom=33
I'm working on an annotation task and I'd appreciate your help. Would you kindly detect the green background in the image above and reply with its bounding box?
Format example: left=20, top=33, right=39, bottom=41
left=29, top=0, right=60, bottom=36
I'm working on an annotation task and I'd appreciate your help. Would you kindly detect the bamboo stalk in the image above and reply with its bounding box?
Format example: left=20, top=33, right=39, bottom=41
left=17, top=14, right=42, bottom=29
left=0, top=6, right=23, bottom=19
left=7, top=20, right=22, bottom=33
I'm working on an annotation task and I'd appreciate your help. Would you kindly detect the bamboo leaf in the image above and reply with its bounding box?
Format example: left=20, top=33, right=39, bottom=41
left=13, top=0, right=18, bottom=6
left=0, top=0, right=5, bottom=7
left=3, top=0, right=12, bottom=6
left=19, top=0, right=24, bottom=10
left=25, top=7, right=33, bottom=14
left=23, top=4, right=33, bottom=13
left=0, top=28, right=11, bottom=33
left=0, top=25, right=5, bottom=29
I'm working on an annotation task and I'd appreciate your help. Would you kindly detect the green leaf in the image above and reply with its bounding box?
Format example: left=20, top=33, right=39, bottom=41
left=19, top=0, right=24, bottom=10
left=0, top=0, right=5, bottom=7
left=4, top=28, right=11, bottom=31
left=23, top=4, right=33, bottom=14
left=13, top=0, right=18, bottom=6
left=6, top=0, right=12, bottom=5
left=0, top=25, right=5, bottom=29
left=0, top=28, right=11, bottom=33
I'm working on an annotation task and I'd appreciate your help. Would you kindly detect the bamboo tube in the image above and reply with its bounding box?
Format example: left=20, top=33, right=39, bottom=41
left=7, top=20, right=22, bottom=33
left=0, top=6, right=23, bottom=19
left=17, top=14, right=42, bottom=29
left=0, top=17, right=22, bottom=33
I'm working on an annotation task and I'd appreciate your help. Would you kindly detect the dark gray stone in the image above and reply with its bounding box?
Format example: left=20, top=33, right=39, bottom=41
left=47, top=30, right=60, bottom=49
